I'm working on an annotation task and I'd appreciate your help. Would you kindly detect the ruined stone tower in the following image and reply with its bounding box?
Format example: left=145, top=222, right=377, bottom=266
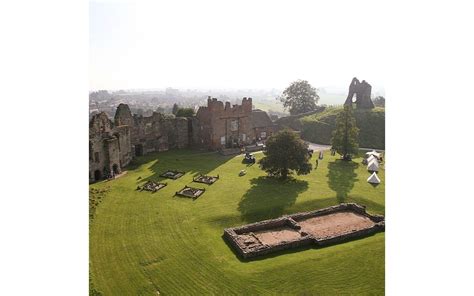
left=344, top=77, right=375, bottom=109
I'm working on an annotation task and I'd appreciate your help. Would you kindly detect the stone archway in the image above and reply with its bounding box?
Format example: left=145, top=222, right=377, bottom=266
left=112, top=164, right=120, bottom=175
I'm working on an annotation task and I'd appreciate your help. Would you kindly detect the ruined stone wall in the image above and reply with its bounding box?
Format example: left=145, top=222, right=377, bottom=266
left=114, top=103, right=134, bottom=127
left=344, top=77, right=375, bottom=109
left=174, top=117, right=189, bottom=148
left=105, top=137, right=121, bottom=174
left=114, top=125, right=132, bottom=167
left=190, top=117, right=200, bottom=148
left=89, top=113, right=113, bottom=182
left=113, top=104, right=193, bottom=155
left=195, top=106, right=212, bottom=148
left=89, top=112, right=132, bottom=182
left=196, top=97, right=256, bottom=150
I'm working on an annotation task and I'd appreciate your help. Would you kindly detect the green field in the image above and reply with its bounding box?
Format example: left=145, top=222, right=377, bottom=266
left=90, top=149, right=385, bottom=295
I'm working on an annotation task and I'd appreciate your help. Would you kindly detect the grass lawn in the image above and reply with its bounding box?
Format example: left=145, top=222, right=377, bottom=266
left=90, top=149, right=385, bottom=295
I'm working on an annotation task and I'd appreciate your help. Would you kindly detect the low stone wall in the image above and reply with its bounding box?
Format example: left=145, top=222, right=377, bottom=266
left=224, top=203, right=384, bottom=259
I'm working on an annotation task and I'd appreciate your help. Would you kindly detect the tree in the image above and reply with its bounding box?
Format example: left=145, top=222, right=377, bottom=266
left=331, top=105, right=359, bottom=160
left=279, top=80, right=319, bottom=115
left=258, top=129, right=312, bottom=179
left=373, top=96, right=385, bottom=107
left=175, top=107, right=195, bottom=117
left=172, top=103, right=179, bottom=115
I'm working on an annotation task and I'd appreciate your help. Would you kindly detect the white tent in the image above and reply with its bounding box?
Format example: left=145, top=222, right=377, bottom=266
left=366, top=150, right=381, bottom=159
left=367, top=155, right=377, bottom=164
left=367, top=172, right=381, bottom=184
left=367, top=159, right=379, bottom=172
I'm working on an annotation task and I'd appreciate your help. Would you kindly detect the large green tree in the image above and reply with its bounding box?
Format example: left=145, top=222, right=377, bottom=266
left=259, top=129, right=312, bottom=179
left=279, top=80, right=319, bottom=115
left=331, top=105, right=360, bottom=160
left=175, top=107, right=195, bottom=117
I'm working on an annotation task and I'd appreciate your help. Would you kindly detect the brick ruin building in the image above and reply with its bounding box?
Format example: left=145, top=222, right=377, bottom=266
left=195, top=97, right=275, bottom=149
left=89, top=97, right=275, bottom=182
left=343, top=77, right=375, bottom=109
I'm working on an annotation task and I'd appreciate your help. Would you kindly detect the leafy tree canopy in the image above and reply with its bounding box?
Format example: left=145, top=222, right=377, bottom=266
left=259, top=129, right=312, bottom=179
left=331, top=105, right=359, bottom=160
left=279, top=80, right=319, bottom=115
left=175, top=107, right=195, bottom=118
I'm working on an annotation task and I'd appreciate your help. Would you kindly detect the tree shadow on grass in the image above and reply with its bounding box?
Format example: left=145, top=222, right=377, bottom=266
left=327, top=160, right=359, bottom=203
left=238, top=176, right=308, bottom=223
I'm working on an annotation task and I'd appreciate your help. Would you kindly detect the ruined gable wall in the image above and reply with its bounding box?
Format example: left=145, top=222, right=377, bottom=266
left=201, top=97, right=254, bottom=149
left=114, top=103, right=134, bottom=127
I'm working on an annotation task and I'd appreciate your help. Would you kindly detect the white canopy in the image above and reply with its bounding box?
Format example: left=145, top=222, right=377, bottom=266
left=367, top=155, right=377, bottom=163
left=367, top=172, right=381, bottom=184
left=366, top=150, right=381, bottom=159
left=367, top=159, right=379, bottom=172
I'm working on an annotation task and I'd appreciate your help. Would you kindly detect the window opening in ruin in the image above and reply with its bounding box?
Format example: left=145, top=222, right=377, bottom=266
left=230, top=119, right=238, bottom=132
left=94, top=152, right=100, bottom=163
left=352, top=93, right=357, bottom=103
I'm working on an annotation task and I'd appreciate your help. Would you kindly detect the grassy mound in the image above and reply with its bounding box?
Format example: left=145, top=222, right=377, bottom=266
left=300, top=107, right=385, bottom=149
left=90, top=149, right=384, bottom=295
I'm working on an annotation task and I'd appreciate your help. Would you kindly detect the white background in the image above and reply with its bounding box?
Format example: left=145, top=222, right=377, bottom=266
left=1, top=0, right=473, bottom=295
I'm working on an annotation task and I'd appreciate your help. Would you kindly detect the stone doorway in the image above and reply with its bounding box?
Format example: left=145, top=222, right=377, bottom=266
left=112, top=164, right=120, bottom=175
left=94, top=170, right=102, bottom=181
left=135, top=144, right=143, bottom=156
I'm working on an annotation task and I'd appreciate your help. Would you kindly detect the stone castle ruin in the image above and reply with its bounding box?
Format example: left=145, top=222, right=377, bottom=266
left=343, top=77, right=375, bottom=109
left=196, top=97, right=275, bottom=150
left=89, top=97, right=275, bottom=182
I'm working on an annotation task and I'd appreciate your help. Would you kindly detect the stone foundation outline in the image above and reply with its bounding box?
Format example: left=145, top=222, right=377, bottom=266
left=224, top=203, right=384, bottom=259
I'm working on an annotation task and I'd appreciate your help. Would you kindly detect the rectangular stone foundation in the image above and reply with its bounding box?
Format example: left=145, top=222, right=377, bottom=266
left=175, top=186, right=205, bottom=199
left=224, top=203, right=384, bottom=259
left=193, top=174, right=219, bottom=185
left=160, top=170, right=185, bottom=180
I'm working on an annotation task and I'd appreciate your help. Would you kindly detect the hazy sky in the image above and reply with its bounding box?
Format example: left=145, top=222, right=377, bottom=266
left=90, top=1, right=386, bottom=91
